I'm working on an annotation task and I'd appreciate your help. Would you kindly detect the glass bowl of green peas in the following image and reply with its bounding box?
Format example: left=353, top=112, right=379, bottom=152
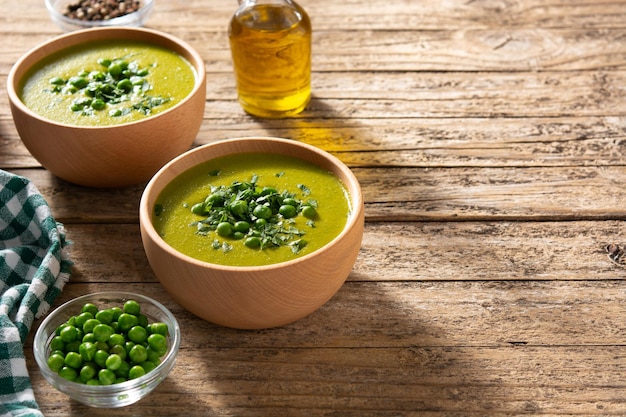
left=33, top=291, right=180, bottom=408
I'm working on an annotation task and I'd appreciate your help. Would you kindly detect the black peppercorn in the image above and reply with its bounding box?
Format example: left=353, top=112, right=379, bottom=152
left=64, top=0, right=141, bottom=21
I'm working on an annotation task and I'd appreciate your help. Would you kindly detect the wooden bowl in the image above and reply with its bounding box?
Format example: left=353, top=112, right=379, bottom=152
left=139, top=137, right=365, bottom=329
left=7, top=27, right=206, bottom=188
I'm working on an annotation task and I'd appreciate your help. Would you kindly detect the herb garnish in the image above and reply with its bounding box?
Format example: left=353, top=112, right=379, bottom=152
left=189, top=173, right=318, bottom=253
left=48, top=56, right=170, bottom=117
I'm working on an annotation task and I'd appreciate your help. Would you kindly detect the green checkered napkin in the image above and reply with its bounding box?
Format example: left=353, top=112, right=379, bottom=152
left=0, top=170, right=72, bottom=417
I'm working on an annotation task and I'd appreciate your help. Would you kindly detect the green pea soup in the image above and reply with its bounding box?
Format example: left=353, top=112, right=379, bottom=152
left=19, top=40, right=196, bottom=126
left=153, top=153, right=352, bottom=267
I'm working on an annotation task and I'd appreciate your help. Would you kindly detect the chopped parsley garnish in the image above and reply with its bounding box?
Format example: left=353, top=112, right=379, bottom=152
left=188, top=173, right=318, bottom=253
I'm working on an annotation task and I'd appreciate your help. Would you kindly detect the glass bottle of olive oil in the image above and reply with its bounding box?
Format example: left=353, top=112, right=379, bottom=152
left=228, top=0, right=311, bottom=118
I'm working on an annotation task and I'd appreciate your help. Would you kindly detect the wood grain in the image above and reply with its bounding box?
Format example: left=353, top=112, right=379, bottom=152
left=3, top=0, right=626, bottom=414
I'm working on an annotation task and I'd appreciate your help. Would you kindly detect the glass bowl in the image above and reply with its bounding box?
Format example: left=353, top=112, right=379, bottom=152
left=45, top=0, right=154, bottom=32
left=33, top=291, right=180, bottom=408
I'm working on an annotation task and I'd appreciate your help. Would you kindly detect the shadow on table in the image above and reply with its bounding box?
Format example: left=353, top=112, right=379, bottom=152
left=136, top=98, right=494, bottom=416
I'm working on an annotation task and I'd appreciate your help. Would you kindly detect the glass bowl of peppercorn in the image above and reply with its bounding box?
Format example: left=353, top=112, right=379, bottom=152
left=45, top=0, right=154, bottom=32
left=33, top=291, right=181, bottom=408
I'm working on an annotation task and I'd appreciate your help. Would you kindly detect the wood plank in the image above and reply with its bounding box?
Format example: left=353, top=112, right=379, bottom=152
left=4, top=71, right=626, bottom=123
left=54, top=221, right=626, bottom=286
left=2, top=116, right=626, bottom=169
left=29, top=279, right=626, bottom=353
left=24, top=344, right=626, bottom=416
left=2, top=28, right=626, bottom=74
left=6, top=165, right=626, bottom=222
left=3, top=0, right=626, bottom=34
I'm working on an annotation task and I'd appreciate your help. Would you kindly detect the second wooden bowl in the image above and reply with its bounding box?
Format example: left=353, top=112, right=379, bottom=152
left=139, top=137, right=364, bottom=329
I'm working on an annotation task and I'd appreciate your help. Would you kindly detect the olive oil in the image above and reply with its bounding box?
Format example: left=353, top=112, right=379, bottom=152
left=228, top=0, right=311, bottom=118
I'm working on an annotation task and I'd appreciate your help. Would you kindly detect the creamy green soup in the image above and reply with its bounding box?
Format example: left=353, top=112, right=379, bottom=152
left=153, top=153, right=352, bottom=266
left=20, top=40, right=195, bottom=126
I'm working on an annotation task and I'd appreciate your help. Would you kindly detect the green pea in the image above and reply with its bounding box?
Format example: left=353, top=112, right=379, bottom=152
left=68, top=76, right=88, bottom=88
left=79, top=341, right=97, bottom=361
left=301, top=205, right=317, bottom=219
left=70, top=102, right=86, bottom=112
left=90, top=71, right=106, bottom=81
left=94, top=349, right=109, bottom=369
left=91, top=98, right=106, bottom=111
left=49, top=336, right=65, bottom=352
left=65, top=340, right=81, bottom=353
left=108, top=63, right=123, bottom=78
left=124, top=341, right=136, bottom=355
left=93, top=324, right=114, bottom=342
left=94, top=341, right=109, bottom=352
left=105, top=354, right=123, bottom=371
left=116, top=78, right=133, bottom=92
left=229, top=200, right=248, bottom=218
left=147, top=333, right=168, bottom=355
left=82, top=318, right=101, bottom=333
left=74, top=312, right=94, bottom=329
left=123, top=300, right=141, bottom=316
left=146, top=347, right=162, bottom=364
left=79, top=364, right=97, bottom=382
left=137, top=313, right=149, bottom=328
left=128, top=325, right=148, bottom=344
left=282, top=197, right=298, bottom=207
left=115, top=360, right=131, bottom=378
left=254, top=218, right=267, bottom=229
left=49, top=76, right=65, bottom=85
left=253, top=205, right=272, bottom=220
left=233, top=221, right=250, bottom=233
left=110, top=307, right=123, bottom=321
left=117, top=313, right=138, bottom=332
left=59, top=325, right=78, bottom=342
left=109, top=108, right=123, bottom=117
left=244, top=236, right=261, bottom=249
left=149, top=322, right=168, bottom=336
left=64, top=351, right=83, bottom=369
left=97, top=58, right=112, bottom=67
left=279, top=204, right=297, bottom=218
left=98, top=368, right=116, bottom=385
left=59, top=366, right=78, bottom=382
left=128, top=365, right=146, bottom=380
left=82, top=332, right=96, bottom=343
left=108, top=333, right=125, bottom=347
left=95, top=309, right=114, bottom=324
left=47, top=353, right=65, bottom=372
left=205, top=192, right=224, bottom=206
left=129, top=344, right=148, bottom=364
left=191, top=202, right=207, bottom=215
left=86, top=379, right=100, bottom=386
left=109, top=344, right=127, bottom=361
left=140, top=361, right=157, bottom=373
left=216, top=222, right=233, bottom=238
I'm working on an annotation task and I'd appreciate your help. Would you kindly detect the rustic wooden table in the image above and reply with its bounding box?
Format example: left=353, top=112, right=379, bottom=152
left=2, top=0, right=626, bottom=415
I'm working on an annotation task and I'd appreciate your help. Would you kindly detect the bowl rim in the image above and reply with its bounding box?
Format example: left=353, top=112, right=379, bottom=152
left=140, top=136, right=364, bottom=272
left=6, top=25, right=205, bottom=130
left=33, top=291, right=181, bottom=394
left=45, top=0, right=154, bottom=29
